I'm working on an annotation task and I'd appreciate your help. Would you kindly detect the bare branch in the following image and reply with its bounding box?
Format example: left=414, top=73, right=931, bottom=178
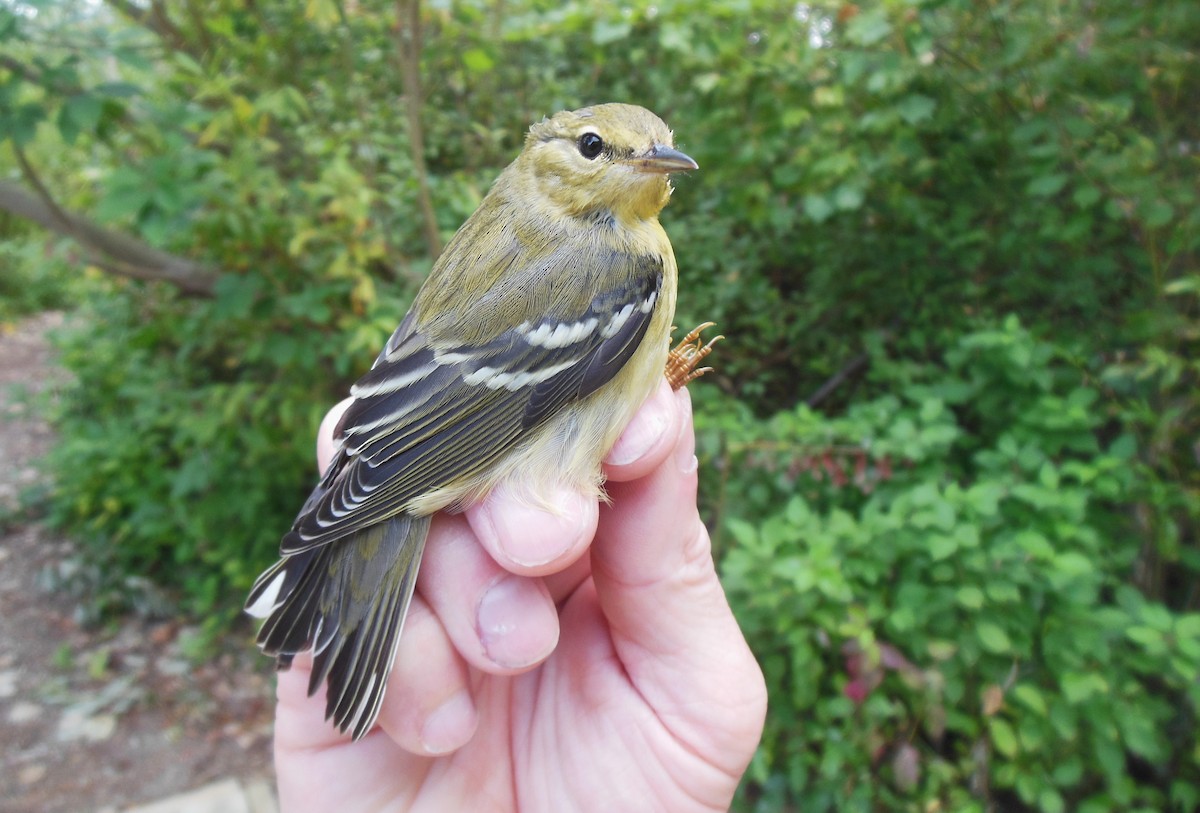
left=0, top=181, right=219, bottom=297
left=0, top=54, right=44, bottom=85
left=12, top=142, right=75, bottom=234
left=806, top=351, right=870, bottom=408
left=104, top=0, right=197, bottom=58
left=394, top=0, right=443, bottom=260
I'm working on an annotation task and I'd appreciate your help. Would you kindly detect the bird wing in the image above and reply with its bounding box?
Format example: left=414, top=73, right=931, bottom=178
left=280, top=247, right=664, bottom=554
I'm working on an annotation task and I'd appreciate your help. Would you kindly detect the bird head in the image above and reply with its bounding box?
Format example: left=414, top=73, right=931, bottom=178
left=518, top=103, right=698, bottom=224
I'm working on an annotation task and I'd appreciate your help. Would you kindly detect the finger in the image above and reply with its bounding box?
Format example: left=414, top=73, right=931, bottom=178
left=461, top=380, right=676, bottom=576
left=602, top=378, right=681, bottom=483
left=376, top=594, right=478, bottom=755
left=318, top=390, right=592, bottom=657
left=274, top=652, right=426, bottom=812
left=274, top=651, right=344, bottom=752
left=535, top=383, right=677, bottom=604
left=465, top=482, right=597, bottom=576
left=419, top=512, right=561, bottom=674
left=315, top=398, right=563, bottom=681
left=272, top=590, right=478, bottom=757
left=317, top=397, right=354, bottom=471
left=592, top=387, right=767, bottom=771
left=543, top=551, right=592, bottom=606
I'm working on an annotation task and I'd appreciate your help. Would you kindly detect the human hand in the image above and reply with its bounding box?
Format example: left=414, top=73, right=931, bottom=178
left=272, top=380, right=766, bottom=812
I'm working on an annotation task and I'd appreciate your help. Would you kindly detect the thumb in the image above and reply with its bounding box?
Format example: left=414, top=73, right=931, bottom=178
left=591, top=385, right=766, bottom=774
left=316, top=397, right=354, bottom=472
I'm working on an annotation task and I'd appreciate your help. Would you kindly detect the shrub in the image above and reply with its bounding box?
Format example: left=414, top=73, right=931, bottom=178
left=700, top=318, right=1200, bottom=811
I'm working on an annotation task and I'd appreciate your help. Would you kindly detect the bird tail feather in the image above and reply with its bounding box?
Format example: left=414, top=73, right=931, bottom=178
left=245, top=514, right=431, bottom=740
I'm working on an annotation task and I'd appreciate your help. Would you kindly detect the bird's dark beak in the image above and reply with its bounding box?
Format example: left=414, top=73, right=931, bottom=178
left=628, top=144, right=699, bottom=174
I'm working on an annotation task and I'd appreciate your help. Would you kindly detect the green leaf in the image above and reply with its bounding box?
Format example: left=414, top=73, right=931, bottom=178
left=94, top=81, right=141, bottom=99
left=845, top=9, right=892, bottom=46
left=928, top=534, right=958, bottom=561
left=1051, top=552, right=1093, bottom=578
left=1107, top=433, right=1136, bottom=460
left=1051, top=756, right=1083, bottom=788
left=1028, top=173, right=1068, bottom=197
left=1012, top=684, right=1047, bottom=715
left=1093, top=734, right=1124, bottom=785
left=659, top=22, right=690, bottom=52
left=803, top=194, right=835, bottom=222
left=1073, top=185, right=1102, bottom=207
left=1038, top=788, right=1065, bottom=813
left=58, top=93, right=104, bottom=144
left=990, top=717, right=1019, bottom=757
left=172, top=51, right=205, bottom=76
left=1014, top=530, right=1054, bottom=559
left=94, top=167, right=152, bottom=222
left=895, top=94, right=936, bottom=125
left=955, top=585, right=984, bottom=609
left=461, top=48, right=494, bottom=73
left=1142, top=200, right=1174, bottom=228
left=212, top=274, right=264, bottom=320
left=692, top=73, right=720, bottom=93
left=591, top=19, right=631, bottom=45
left=0, top=8, right=19, bottom=40
left=833, top=185, right=864, bottom=211
left=812, top=85, right=844, bottom=108
left=1124, top=625, right=1161, bottom=646
left=1164, top=277, right=1200, bottom=296
left=1117, top=710, right=1164, bottom=761
left=977, top=622, right=1012, bottom=654
left=304, top=0, right=342, bottom=28
left=727, top=518, right=759, bottom=549
left=986, top=581, right=1022, bottom=604
left=0, top=102, right=44, bottom=146
left=1061, top=671, right=1107, bottom=704
left=1175, top=614, right=1200, bottom=641
left=1171, top=780, right=1200, bottom=812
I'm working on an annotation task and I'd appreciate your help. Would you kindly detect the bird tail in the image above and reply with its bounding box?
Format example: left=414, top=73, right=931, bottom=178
left=245, top=514, right=431, bottom=740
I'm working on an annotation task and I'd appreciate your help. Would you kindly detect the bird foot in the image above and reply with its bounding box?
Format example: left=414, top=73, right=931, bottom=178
left=665, top=322, right=723, bottom=390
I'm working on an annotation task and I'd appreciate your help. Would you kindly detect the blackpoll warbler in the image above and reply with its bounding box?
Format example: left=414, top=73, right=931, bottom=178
left=246, top=103, right=716, bottom=740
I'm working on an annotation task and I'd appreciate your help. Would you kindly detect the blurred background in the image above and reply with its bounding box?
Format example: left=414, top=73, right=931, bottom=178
left=1, top=0, right=1197, bottom=810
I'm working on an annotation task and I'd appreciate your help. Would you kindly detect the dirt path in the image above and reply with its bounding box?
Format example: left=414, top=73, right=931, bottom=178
left=0, top=312, right=274, bottom=813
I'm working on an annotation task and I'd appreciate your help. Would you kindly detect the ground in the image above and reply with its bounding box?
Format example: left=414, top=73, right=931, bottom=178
left=0, top=312, right=275, bottom=813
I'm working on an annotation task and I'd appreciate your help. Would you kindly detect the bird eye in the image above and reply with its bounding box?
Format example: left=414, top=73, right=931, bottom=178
left=578, top=132, right=604, bottom=160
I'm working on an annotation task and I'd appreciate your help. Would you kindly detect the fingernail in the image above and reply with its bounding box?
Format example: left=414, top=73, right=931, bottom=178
left=480, top=485, right=592, bottom=567
left=606, top=388, right=672, bottom=466
left=675, top=390, right=697, bottom=474
left=477, top=575, right=558, bottom=669
left=420, top=690, right=476, bottom=755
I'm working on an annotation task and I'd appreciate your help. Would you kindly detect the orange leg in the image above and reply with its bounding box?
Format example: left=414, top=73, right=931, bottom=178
left=665, top=322, right=724, bottom=390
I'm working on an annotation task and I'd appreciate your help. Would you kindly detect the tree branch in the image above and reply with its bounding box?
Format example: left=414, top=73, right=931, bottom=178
left=0, top=181, right=219, bottom=297
left=104, top=0, right=197, bottom=58
left=806, top=351, right=870, bottom=408
left=0, top=54, right=44, bottom=86
left=11, top=142, right=75, bottom=235
left=394, top=0, right=443, bottom=260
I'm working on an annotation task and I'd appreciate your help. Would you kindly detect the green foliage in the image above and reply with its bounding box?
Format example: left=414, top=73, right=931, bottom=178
left=700, top=319, right=1200, bottom=810
left=1101, top=276, right=1200, bottom=609
left=1, top=0, right=1198, bottom=806
left=0, top=232, right=78, bottom=319
left=44, top=290, right=318, bottom=618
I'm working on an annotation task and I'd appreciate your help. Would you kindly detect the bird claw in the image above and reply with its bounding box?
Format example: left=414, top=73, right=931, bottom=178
left=665, top=322, right=723, bottom=390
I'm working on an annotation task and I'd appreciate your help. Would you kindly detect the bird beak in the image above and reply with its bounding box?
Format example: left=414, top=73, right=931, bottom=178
left=628, top=144, right=699, bottom=174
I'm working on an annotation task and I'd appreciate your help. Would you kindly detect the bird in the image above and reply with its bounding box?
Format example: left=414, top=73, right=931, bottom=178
left=245, top=102, right=719, bottom=741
